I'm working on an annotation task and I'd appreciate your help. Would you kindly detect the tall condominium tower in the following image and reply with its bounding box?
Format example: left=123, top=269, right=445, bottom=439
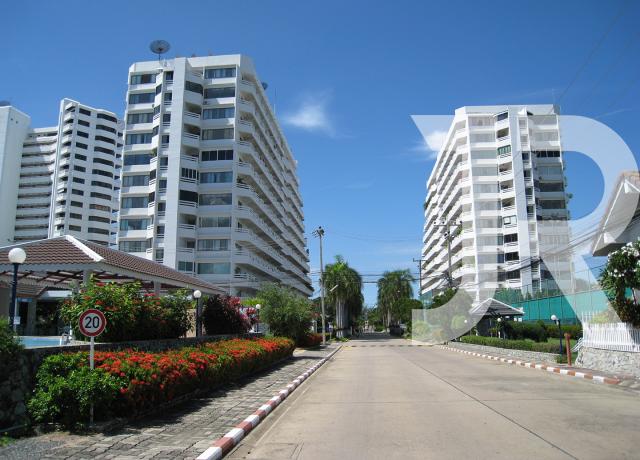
left=421, top=105, right=571, bottom=301
left=12, top=99, right=123, bottom=245
left=118, top=55, right=312, bottom=299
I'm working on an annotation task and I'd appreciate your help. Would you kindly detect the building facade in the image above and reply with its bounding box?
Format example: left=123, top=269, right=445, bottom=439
left=421, top=105, right=572, bottom=302
left=8, top=99, right=122, bottom=245
left=118, top=55, right=312, bottom=298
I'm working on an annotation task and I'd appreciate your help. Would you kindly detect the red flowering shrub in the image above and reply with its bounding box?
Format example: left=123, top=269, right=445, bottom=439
left=28, top=337, right=294, bottom=428
left=297, top=332, right=323, bottom=348
left=202, top=295, right=251, bottom=335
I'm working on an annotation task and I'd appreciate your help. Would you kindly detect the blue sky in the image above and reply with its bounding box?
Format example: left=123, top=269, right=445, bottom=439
left=3, top=1, right=639, bottom=305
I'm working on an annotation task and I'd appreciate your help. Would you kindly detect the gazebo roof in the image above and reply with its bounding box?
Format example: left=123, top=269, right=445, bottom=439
left=0, top=236, right=224, bottom=297
left=470, top=298, right=525, bottom=318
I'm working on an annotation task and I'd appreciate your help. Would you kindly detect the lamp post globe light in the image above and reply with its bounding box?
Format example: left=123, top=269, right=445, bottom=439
left=193, top=290, right=202, bottom=337
left=8, top=248, right=27, bottom=333
left=255, top=304, right=261, bottom=333
left=551, top=314, right=563, bottom=355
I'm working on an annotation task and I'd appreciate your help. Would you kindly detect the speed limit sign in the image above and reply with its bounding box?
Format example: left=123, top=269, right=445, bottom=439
left=79, top=309, right=107, bottom=337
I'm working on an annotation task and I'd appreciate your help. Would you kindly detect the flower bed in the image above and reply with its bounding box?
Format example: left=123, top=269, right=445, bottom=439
left=28, top=337, right=294, bottom=429
left=460, top=335, right=560, bottom=353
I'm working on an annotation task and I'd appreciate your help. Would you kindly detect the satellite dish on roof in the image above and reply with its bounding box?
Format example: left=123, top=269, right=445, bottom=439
left=261, top=82, right=268, bottom=90
left=149, top=40, right=171, bottom=61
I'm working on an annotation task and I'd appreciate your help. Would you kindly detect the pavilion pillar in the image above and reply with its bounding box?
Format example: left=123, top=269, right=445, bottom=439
left=82, top=269, right=93, bottom=286
left=153, top=282, right=161, bottom=296
left=26, top=298, right=37, bottom=335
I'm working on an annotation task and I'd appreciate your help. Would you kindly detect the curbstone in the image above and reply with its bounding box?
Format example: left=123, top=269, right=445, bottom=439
left=438, top=345, right=622, bottom=386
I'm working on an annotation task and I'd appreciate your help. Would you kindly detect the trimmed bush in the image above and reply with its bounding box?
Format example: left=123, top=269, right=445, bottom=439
left=544, top=324, right=582, bottom=339
left=202, top=295, right=251, bottom=335
left=297, top=333, right=323, bottom=348
left=28, top=337, right=294, bottom=429
left=256, top=284, right=313, bottom=342
left=460, top=335, right=560, bottom=353
left=502, top=321, right=548, bottom=342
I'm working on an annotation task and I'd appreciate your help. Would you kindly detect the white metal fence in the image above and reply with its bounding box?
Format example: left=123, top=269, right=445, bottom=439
left=582, top=322, right=640, bottom=352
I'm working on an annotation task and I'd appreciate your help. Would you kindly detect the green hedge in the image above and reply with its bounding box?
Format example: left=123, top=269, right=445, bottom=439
left=503, top=321, right=548, bottom=342
left=460, top=335, right=560, bottom=353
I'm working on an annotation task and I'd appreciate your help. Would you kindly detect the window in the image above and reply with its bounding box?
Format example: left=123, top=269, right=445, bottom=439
left=92, top=169, right=113, bottom=178
left=203, top=107, right=235, bottom=119
left=91, top=180, right=112, bottom=189
left=496, top=111, right=509, bottom=121
left=506, top=270, right=521, bottom=280
left=75, top=153, right=87, bottom=161
left=125, top=133, right=153, bottom=145
left=71, top=189, right=84, bottom=196
left=97, top=124, right=116, bottom=134
left=88, top=216, right=110, bottom=223
left=472, top=166, right=498, bottom=176
left=78, top=119, right=90, bottom=127
left=504, top=233, right=518, bottom=244
left=128, top=92, right=155, bottom=104
left=161, top=135, right=170, bottom=144
left=97, top=113, right=118, bottom=123
left=538, top=165, right=562, bottom=176
left=69, top=225, right=81, bottom=231
left=70, top=201, right=83, bottom=208
left=124, top=153, right=152, bottom=165
left=539, top=200, right=566, bottom=209
left=127, top=112, right=154, bottom=124
left=156, top=225, right=165, bottom=236
left=473, top=183, right=499, bottom=193
left=130, top=73, right=156, bottom=85
left=164, top=93, right=172, bottom=102
left=123, top=175, right=149, bottom=186
left=204, top=67, right=236, bottom=79
left=497, top=145, right=512, bottom=156
left=95, top=135, right=115, bottom=145
left=202, top=128, right=234, bottom=140
left=91, top=191, right=111, bottom=200
left=79, top=108, right=91, bottom=116
left=157, top=202, right=166, bottom=212
left=477, top=218, right=501, bottom=229
left=155, top=84, right=163, bottom=95
left=162, top=113, right=171, bottom=123
left=72, top=177, right=85, bottom=184
left=179, top=190, right=198, bottom=203
left=503, top=215, right=517, bottom=226
left=93, top=158, right=114, bottom=167
left=201, top=150, right=233, bottom=161
left=199, top=216, right=231, bottom=227
left=181, top=168, right=198, bottom=180
left=204, top=87, right=235, bottom=98
left=77, top=131, right=89, bottom=138
left=199, top=193, right=232, bottom=206
left=178, top=261, right=194, bottom=272
left=472, top=150, right=497, bottom=160
left=121, top=196, right=149, bottom=208
left=197, top=239, right=229, bottom=251
left=75, top=142, right=88, bottom=149
left=533, top=150, right=561, bottom=158
left=497, top=127, right=509, bottom=138
left=164, top=71, right=174, bottom=81
left=69, top=213, right=82, bottom=220
left=471, top=133, right=495, bottom=143
left=200, top=171, right=233, bottom=183
left=539, top=182, right=564, bottom=192
left=159, top=179, right=167, bottom=189
left=534, top=132, right=559, bottom=142
left=88, top=227, right=110, bottom=235
left=505, top=252, right=520, bottom=262
left=155, top=249, right=164, bottom=260
left=119, top=240, right=149, bottom=252
left=95, top=146, right=115, bottom=156
left=90, top=204, right=110, bottom=212
left=197, top=262, right=231, bottom=274
left=185, top=81, right=203, bottom=94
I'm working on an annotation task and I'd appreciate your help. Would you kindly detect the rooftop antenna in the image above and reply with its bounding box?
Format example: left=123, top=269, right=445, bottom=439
left=149, top=39, right=171, bottom=62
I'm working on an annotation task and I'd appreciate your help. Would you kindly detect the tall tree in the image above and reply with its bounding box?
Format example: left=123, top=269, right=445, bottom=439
left=377, top=269, right=414, bottom=327
left=323, top=255, right=363, bottom=338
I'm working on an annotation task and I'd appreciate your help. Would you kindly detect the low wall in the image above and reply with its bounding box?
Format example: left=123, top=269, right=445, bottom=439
left=0, top=333, right=262, bottom=433
left=576, top=346, right=640, bottom=379
left=446, top=341, right=559, bottom=365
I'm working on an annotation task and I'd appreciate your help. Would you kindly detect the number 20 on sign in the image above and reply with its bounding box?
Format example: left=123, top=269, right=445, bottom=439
left=78, top=308, right=106, bottom=426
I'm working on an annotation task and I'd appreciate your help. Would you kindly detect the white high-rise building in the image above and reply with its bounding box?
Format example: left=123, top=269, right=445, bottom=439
left=421, top=105, right=572, bottom=301
left=0, top=104, right=30, bottom=245
left=8, top=99, right=123, bottom=245
left=118, top=55, right=312, bottom=298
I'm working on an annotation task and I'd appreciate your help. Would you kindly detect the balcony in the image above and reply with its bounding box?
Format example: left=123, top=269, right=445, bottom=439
left=182, top=133, right=200, bottom=148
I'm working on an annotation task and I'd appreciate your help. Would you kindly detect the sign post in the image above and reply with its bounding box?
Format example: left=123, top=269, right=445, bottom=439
left=78, top=308, right=107, bottom=426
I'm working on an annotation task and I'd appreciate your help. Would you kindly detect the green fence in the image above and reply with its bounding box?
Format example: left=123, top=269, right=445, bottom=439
left=506, top=289, right=609, bottom=325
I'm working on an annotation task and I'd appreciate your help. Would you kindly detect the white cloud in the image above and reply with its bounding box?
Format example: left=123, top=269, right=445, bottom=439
left=411, top=130, right=448, bottom=160
left=283, top=92, right=334, bottom=135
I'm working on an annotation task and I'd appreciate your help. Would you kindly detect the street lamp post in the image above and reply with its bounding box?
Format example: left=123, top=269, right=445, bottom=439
left=8, top=248, right=27, bottom=333
left=497, top=317, right=502, bottom=339
left=193, top=290, right=202, bottom=337
left=312, top=226, right=326, bottom=346
left=551, top=314, right=563, bottom=355
left=255, top=303, right=261, bottom=333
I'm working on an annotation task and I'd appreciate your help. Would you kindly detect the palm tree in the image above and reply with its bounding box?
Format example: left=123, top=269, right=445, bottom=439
left=323, top=255, right=363, bottom=338
left=377, top=269, right=414, bottom=327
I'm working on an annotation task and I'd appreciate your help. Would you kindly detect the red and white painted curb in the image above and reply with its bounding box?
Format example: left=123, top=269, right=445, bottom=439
left=196, top=346, right=341, bottom=460
left=438, top=345, right=622, bottom=385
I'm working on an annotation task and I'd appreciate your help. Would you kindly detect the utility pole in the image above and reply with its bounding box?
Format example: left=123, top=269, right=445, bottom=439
left=435, top=219, right=462, bottom=289
left=313, top=226, right=326, bottom=346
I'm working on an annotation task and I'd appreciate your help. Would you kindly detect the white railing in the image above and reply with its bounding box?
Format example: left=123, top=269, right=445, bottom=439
left=581, top=322, right=640, bottom=352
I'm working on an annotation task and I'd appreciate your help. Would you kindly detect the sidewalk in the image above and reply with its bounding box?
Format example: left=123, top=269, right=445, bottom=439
left=0, top=346, right=338, bottom=460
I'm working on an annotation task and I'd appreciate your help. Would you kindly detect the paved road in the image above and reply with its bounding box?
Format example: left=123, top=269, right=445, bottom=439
left=229, top=334, right=640, bottom=460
